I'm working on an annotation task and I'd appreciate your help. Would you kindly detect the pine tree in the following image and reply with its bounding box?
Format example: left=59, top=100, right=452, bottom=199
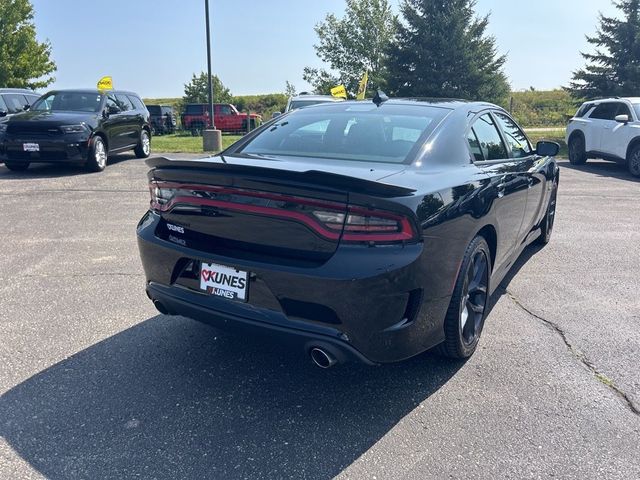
left=569, top=0, right=640, bottom=99
left=385, top=0, right=509, bottom=104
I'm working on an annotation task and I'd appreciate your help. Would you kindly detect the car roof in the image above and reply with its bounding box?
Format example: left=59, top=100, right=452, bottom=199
left=290, top=95, right=344, bottom=102
left=42, top=88, right=141, bottom=96
left=583, top=97, right=640, bottom=104
left=298, top=98, right=500, bottom=113
left=0, top=88, right=39, bottom=94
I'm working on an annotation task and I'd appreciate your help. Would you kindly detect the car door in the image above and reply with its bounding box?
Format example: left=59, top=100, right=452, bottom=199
left=601, top=102, right=636, bottom=160
left=115, top=94, right=139, bottom=146
left=467, top=112, right=529, bottom=270
left=103, top=94, right=127, bottom=150
left=587, top=102, right=618, bottom=154
left=493, top=111, right=545, bottom=239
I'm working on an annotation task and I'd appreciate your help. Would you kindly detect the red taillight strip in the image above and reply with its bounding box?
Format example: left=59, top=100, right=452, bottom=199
left=154, top=195, right=343, bottom=241
left=150, top=182, right=417, bottom=243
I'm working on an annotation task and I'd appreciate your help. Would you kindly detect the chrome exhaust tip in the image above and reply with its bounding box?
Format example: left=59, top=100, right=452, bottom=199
left=310, top=347, right=337, bottom=369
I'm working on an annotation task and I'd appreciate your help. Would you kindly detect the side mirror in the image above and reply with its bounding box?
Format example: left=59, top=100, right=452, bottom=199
left=271, top=111, right=282, bottom=119
left=536, top=141, right=560, bottom=157
left=0, top=110, right=7, bottom=118
left=107, top=105, right=121, bottom=115
left=23, top=104, right=30, bottom=111
left=615, top=114, right=629, bottom=123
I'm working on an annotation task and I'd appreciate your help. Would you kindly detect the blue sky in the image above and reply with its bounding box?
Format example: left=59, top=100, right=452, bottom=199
left=31, top=0, right=618, bottom=97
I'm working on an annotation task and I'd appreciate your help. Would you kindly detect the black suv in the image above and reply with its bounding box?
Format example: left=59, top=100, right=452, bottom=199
left=0, top=89, right=151, bottom=172
left=0, top=88, right=40, bottom=118
left=146, top=105, right=176, bottom=135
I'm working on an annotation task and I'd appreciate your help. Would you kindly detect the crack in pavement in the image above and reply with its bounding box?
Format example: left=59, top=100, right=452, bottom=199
left=505, top=289, right=640, bottom=417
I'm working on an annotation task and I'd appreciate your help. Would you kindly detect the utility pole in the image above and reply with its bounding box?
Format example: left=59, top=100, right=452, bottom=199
left=203, top=0, right=222, bottom=152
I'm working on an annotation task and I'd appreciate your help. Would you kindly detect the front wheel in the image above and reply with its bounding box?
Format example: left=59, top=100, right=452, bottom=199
left=568, top=135, right=587, bottom=165
left=134, top=130, right=151, bottom=158
left=627, top=144, right=640, bottom=177
left=4, top=161, right=30, bottom=171
left=86, top=136, right=107, bottom=172
left=439, top=236, right=491, bottom=359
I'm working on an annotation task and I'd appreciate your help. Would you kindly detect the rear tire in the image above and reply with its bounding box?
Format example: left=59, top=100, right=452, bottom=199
left=134, top=130, right=151, bottom=158
left=627, top=144, right=640, bottom=177
left=537, top=184, right=558, bottom=245
left=4, top=161, right=30, bottom=172
left=85, top=136, right=107, bottom=172
left=568, top=134, right=587, bottom=165
left=439, top=236, right=491, bottom=359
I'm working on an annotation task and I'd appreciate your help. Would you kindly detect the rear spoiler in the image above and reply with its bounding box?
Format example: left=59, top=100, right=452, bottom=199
left=146, top=156, right=416, bottom=198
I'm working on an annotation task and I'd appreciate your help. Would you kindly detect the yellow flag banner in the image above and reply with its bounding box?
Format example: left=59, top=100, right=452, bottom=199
left=97, top=76, right=113, bottom=91
left=356, top=71, right=368, bottom=100
left=330, top=84, right=348, bottom=99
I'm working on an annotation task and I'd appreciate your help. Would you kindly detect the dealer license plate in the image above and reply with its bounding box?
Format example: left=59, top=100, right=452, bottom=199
left=200, top=262, right=248, bottom=302
left=23, top=143, right=39, bottom=152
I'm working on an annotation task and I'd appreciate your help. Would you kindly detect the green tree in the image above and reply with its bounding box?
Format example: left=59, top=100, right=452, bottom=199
left=284, top=80, right=297, bottom=97
left=303, top=0, right=396, bottom=96
left=0, top=0, right=56, bottom=89
left=386, top=0, right=509, bottom=104
left=182, top=72, right=232, bottom=104
left=568, top=0, right=640, bottom=99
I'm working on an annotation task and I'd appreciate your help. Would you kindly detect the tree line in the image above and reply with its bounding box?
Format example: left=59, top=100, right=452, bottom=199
left=3, top=0, right=640, bottom=108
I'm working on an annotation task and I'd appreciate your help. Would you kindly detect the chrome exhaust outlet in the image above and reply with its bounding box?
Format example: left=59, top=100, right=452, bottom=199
left=153, top=299, right=170, bottom=315
left=310, top=347, right=337, bottom=369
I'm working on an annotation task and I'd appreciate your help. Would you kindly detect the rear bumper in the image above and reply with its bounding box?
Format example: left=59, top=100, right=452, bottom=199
left=0, top=135, right=90, bottom=163
left=137, top=211, right=452, bottom=364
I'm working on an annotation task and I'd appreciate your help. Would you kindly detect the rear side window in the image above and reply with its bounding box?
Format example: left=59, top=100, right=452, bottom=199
left=185, top=105, right=203, bottom=114
left=3, top=94, right=28, bottom=113
left=0, top=95, right=7, bottom=112
left=468, top=113, right=508, bottom=161
left=128, top=95, right=145, bottom=111
left=494, top=112, right=532, bottom=158
left=575, top=103, right=593, bottom=118
left=115, top=94, right=134, bottom=111
left=590, top=103, right=618, bottom=120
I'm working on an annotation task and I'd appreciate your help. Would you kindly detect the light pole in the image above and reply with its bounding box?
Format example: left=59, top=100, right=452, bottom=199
left=203, top=0, right=222, bottom=152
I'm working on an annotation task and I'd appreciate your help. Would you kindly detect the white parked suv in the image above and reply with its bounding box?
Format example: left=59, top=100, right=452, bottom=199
left=566, top=97, right=640, bottom=177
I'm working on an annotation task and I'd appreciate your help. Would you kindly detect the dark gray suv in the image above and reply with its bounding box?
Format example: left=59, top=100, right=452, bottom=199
left=0, top=88, right=40, bottom=118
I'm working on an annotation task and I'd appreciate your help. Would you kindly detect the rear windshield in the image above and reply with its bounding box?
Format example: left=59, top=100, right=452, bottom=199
left=32, top=91, right=103, bottom=113
left=161, top=106, right=173, bottom=114
left=238, top=103, right=450, bottom=164
left=147, top=105, right=162, bottom=115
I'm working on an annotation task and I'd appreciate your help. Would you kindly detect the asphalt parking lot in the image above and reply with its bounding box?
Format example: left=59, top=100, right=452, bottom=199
left=0, top=154, right=639, bottom=479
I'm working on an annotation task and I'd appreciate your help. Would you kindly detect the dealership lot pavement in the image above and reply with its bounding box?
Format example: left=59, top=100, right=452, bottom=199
left=0, top=154, right=639, bottom=479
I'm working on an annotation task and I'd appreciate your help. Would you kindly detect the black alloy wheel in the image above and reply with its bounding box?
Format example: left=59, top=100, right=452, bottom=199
left=439, top=236, right=491, bottom=359
left=537, top=186, right=558, bottom=245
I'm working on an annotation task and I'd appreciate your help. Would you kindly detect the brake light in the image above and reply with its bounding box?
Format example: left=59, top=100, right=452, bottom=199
left=149, top=181, right=418, bottom=244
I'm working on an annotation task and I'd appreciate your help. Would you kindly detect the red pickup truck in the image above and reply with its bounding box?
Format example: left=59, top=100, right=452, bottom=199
left=181, top=103, right=261, bottom=134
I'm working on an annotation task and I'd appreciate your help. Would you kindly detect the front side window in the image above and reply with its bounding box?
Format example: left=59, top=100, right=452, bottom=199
left=469, top=113, right=508, bottom=161
left=616, top=102, right=632, bottom=119
left=219, top=105, right=232, bottom=115
left=0, top=95, right=8, bottom=113
left=32, top=92, right=103, bottom=113
left=494, top=112, right=532, bottom=158
left=3, top=93, right=29, bottom=113
left=238, top=103, right=450, bottom=164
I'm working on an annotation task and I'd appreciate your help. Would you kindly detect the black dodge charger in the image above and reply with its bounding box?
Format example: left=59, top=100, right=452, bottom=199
left=137, top=98, right=559, bottom=367
left=0, top=89, right=151, bottom=172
